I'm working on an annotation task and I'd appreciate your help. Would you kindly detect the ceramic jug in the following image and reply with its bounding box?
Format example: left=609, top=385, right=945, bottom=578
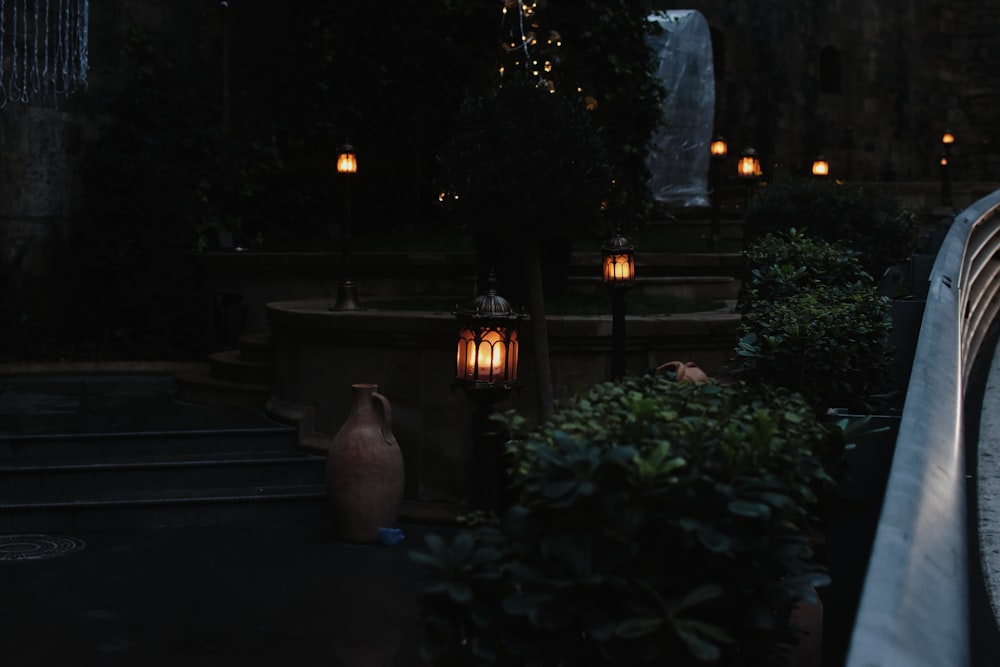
left=325, top=384, right=404, bottom=543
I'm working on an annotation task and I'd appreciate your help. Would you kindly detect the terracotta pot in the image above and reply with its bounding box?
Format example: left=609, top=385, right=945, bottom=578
left=325, top=384, right=405, bottom=543
left=656, top=360, right=710, bottom=383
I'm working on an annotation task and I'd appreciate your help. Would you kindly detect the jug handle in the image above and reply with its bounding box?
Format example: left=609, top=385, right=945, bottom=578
left=372, top=391, right=394, bottom=441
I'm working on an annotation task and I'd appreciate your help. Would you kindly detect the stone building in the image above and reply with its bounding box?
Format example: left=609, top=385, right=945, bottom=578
left=667, top=0, right=999, bottom=182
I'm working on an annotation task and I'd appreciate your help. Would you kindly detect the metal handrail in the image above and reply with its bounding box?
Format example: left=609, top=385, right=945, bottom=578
left=846, top=189, right=1000, bottom=667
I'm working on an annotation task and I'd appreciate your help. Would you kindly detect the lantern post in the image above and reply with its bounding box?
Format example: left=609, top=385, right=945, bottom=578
left=453, top=275, right=524, bottom=510
left=602, top=231, right=636, bottom=380
left=332, top=143, right=361, bottom=310
left=709, top=136, right=728, bottom=250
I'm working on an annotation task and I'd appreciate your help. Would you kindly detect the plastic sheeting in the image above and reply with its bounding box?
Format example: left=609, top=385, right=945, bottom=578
left=645, top=10, right=715, bottom=207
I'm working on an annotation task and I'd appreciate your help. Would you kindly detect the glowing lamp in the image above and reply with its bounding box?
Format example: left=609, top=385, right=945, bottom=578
left=454, top=278, right=523, bottom=393
left=812, top=156, right=830, bottom=177
left=602, top=232, right=636, bottom=287
left=336, top=144, right=358, bottom=174
left=737, top=147, right=762, bottom=179
left=940, top=156, right=949, bottom=167
left=942, top=131, right=955, bottom=145
left=710, top=136, right=729, bottom=158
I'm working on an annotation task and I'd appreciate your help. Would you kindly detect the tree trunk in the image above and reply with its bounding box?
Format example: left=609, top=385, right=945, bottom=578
left=524, top=241, right=555, bottom=423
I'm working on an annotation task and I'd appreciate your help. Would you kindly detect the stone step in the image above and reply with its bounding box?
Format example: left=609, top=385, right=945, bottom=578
left=566, top=275, right=740, bottom=301
left=0, top=425, right=297, bottom=463
left=174, top=371, right=272, bottom=410
left=208, top=350, right=273, bottom=386
left=0, top=485, right=328, bottom=532
left=0, top=450, right=325, bottom=500
left=238, top=332, right=274, bottom=365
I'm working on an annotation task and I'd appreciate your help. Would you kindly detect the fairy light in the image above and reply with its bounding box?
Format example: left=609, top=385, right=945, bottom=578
left=498, top=0, right=560, bottom=92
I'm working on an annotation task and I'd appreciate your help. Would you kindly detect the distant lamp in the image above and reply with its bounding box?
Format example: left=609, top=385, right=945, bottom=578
left=940, top=131, right=954, bottom=207
left=737, top=146, right=762, bottom=179
left=602, top=232, right=636, bottom=287
left=332, top=142, right=360, bottom=310
left=812, top=156, right=830, bottom=177
left=336, top=144, right=358, bottom=174
left=710, top=136, right=729, bottom=158
left=454, top=276, right=523, bottom=398
left=708, top=136, right=728, bottom=250
left=602, top=231, right=635, bottom=379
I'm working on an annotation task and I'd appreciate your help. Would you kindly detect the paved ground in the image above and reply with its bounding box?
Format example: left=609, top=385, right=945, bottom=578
left=0, top=374, right=444, bottom=667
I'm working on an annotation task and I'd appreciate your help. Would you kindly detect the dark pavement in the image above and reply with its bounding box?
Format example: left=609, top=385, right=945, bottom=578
left=0, top=373, right=444, bottom=667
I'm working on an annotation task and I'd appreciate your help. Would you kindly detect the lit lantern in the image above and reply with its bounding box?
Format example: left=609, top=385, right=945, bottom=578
left=710, top=136, right=729, bottom=158
left=812, top=156, right=830, bottom=177
left=942, top=131, right=955, bottom=146
left=454, top=277, right=523, bottom=393
left=336, top=144, right=358, bottom=174
left=602, top=232, right=636, bottom=287
left=737, top=146, right=762, bottom=179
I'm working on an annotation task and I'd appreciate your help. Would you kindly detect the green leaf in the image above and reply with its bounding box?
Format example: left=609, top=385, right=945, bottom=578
left=728, top=499, right=772, bottom=518
left=616, top=616, right=663, bottom=639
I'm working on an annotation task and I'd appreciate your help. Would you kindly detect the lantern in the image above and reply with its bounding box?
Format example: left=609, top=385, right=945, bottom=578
left=337, top=144, right=358, bottom=174
left=454, top=278, right=523, bottom=393
left=602, top=233, right=636, bottom=287
left=710, top=136, right=729, bottom=158
left=812, top=156, right=830, bottom=177
left=942, top=131, right=955, bottom=146
left=737, top=146, right=762, bottom=179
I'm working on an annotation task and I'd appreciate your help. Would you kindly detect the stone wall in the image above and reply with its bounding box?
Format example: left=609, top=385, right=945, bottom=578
left=660, top=0, right=999, bottom=183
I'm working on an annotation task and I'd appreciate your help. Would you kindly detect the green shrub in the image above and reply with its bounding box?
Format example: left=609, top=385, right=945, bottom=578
left=735, top=286, right=894, bottom=412
left=413, top=376, right=833, bottom=666
left=743, top=176, right=917, bottom=279
left=740, top=228, right=872, bottom=307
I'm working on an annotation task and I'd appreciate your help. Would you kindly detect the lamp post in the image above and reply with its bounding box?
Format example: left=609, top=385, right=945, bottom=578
left=602, top=231, right=635, bottom=380
left=332, top=143, right=361, bottom=310
left=453, top=275, right=524, bottom=511
left=811, top=156, right=830, bottom=178
left=737, top=146, right=762, bottom=210
left=941, top=131, right=954, bottom=207
left=709, top=136, right=728, bottom=250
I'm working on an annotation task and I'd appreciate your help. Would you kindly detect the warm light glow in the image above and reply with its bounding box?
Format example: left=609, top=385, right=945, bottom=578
left=337, top=148, right=357, bottom=174
left=737, top=154, right=761, bottom=179
left=942, top=131, right=955, bottom=145
left=603, top=253, right=634, bottom=283
left=940, top=156, right=949, bottom=167
left=456, top=326, right=518, bottom=384
left=812, top=158, right=830, bottom=177
left=710, top=138, right=728, bottom=157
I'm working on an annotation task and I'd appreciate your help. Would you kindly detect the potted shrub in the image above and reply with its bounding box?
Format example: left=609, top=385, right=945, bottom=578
left=412, top=374, right=834, bottom=666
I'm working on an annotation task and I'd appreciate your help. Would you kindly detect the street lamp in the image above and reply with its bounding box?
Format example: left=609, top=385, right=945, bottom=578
left=602, top=231, right=635, bottom=380
left=941, top=131, right=954, bottom=207
left=453, top=275, right=524, bottom=511
left=812, top=156, right=830, bottom=177
left=709, top=136, right=728, bottom=250
left=332, top=143, right=361, bottom=310
left=737, top=146, right=762, bottom=209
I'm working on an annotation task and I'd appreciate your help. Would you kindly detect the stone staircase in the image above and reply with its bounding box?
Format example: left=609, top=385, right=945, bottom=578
left=0, top=416, right=327, bottom=532
left=174, top=332, right=275, bottom=410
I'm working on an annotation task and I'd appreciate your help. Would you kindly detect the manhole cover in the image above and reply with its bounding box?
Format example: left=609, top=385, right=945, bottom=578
left=0, top=534, right=86, bottom=561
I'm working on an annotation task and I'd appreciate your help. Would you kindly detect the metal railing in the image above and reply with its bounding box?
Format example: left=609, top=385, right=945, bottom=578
left=846, top=188, right=1000, bottom=667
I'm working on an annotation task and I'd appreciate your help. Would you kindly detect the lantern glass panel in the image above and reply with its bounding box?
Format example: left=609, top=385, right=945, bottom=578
left=337, top=152, right=358, bottom=174
left=603, top=253, right=634, bottom=283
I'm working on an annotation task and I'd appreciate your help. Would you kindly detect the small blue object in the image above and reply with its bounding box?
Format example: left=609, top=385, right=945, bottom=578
left=377, top=527, right=405, bottom=546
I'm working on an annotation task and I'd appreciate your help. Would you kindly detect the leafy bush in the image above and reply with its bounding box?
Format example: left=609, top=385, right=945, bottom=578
left=413, top=376, right=833, bottom=666
left=735, top=287, right=894, bottom=413
left=735, top=230, right=895, bottom=412
left=743, top=176, right=917, bottom=279
left=740, top=228, right=872, bottom=306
